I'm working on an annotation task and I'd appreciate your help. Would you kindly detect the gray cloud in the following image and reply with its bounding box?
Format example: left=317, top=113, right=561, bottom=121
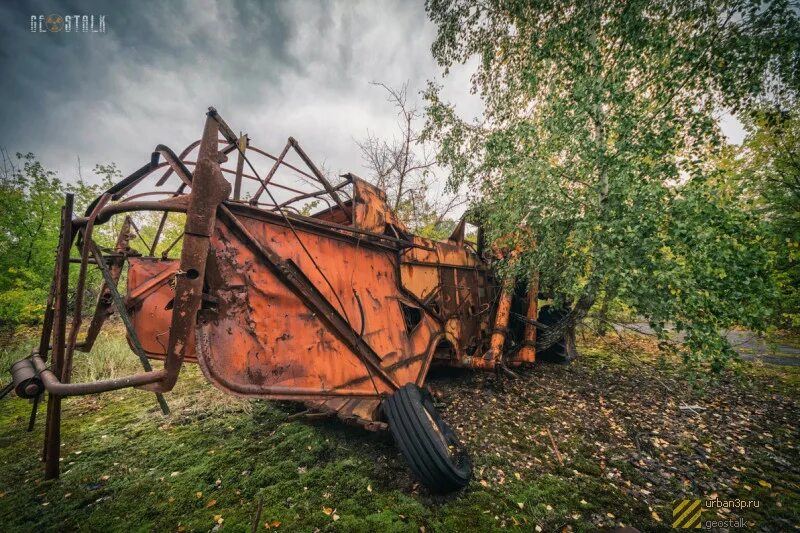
left=0, top=0, right=481, bottom=189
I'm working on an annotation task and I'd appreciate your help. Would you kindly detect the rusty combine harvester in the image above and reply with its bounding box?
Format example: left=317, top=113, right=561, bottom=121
left=4, top=109, right=568, bottom=492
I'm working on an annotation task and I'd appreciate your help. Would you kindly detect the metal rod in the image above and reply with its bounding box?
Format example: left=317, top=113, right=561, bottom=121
left=246, top=145, right=321, bottom=185
left=157, top=109, right=231, bottom=393
left=233, top=134, right=247, bottom=201
left=273, top=179, right=351, bottom=210
left=288, top=138, right=349, bottom=218
left=63, top=194, right=111, bottom=383
left=79, top=216, right=133, bottom=352
left=127, top=217, right=153, bottom=252
left=27, top=395, right=41, bottom=431
left=160, top=232, right=184, bottom=258
left=72, top=196, right=189, bottom=226
left=251, top=139, right=291, bottom=205
left=150, top=183, right=187, bottom=256
left=31, top=356, right=166, bottom=396
left=89, top=241, right=170, bottom=415
left=44, top=193, right=74, bottom=479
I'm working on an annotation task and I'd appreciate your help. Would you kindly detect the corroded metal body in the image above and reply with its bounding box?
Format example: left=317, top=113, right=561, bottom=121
left=13, top=110, right=541, bottom=478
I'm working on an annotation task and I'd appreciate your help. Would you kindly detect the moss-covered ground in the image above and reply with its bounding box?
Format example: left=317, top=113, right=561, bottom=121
left=0, top=328, right=797, bottom=532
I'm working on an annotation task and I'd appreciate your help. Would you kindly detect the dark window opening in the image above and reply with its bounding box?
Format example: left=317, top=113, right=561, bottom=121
left=400, top=302, right=423, bottom=334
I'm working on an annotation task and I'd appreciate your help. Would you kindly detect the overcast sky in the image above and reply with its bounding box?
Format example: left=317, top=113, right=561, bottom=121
left=1, top=0, right=744, bottom=189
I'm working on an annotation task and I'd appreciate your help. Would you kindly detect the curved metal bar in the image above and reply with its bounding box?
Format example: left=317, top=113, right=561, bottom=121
left=155, top=140, right=199, bottom=186
left=274, top=180, right=350, bottom=210
left=155, top=144, right=194, bottom=186
left=73, top=197, right=189, bottom=226
left=84, top=152, right=161, bottom=216
left=31, top=355, right=165, bottom=396
left=121, top=190, right=187, bottom=203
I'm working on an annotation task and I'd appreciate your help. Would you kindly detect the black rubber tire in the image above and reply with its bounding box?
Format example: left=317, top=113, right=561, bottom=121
left=536, top=305, right=569, bottom=363
left=383, top=383, right=472, bottom=492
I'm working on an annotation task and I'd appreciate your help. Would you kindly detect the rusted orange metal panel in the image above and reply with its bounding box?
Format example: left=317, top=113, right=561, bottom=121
left=516, top=273, right=539, bottom=365
left=127, top=258, right=197, bottom=362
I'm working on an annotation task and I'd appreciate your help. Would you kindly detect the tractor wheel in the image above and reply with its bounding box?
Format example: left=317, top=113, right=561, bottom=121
left=383, top=383, right=472, bottom=492
left=536, top=305, right=570, bottom=363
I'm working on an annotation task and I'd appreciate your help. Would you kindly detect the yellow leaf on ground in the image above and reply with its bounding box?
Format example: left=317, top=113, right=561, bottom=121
left=758, top=480, right=772, bottom=488
left=651, top=511, right=662, bottom=522
left=322, top=507, right=333, bottom=515
left=196, top=491, right=203, bottom=499
left=517, top=502, right=524, bottom=509
left=206, top=499, right=217, bottom=508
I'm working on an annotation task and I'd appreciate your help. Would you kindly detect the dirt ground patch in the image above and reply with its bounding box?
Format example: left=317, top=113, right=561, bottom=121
left=428, top=333, right=799, bottom=531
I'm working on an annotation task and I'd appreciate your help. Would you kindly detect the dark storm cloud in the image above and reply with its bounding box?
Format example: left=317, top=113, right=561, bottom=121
left=0, top=0, right=481, bottom=186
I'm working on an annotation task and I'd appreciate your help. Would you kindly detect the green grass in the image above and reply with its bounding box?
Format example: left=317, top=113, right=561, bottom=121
left=0, top=327, right=797, bottom=532
left=0, top=324, right=139, bottom=383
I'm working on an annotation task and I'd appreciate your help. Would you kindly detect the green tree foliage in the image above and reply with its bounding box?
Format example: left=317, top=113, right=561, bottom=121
left=734, top=104, right=800, bottom=329
left=0, top=153, right=68, bottom=324
left=0, top=154, right=172, bottom=325
left=423, top=0, right=799, bottom=367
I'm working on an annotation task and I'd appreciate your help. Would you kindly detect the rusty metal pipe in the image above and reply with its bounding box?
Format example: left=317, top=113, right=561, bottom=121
left=31, top=356, right=165, bottom=396
left=44, top=194, right=74, bottom=478
left=517, top=273, right=539, bottom=364
left=73, top=196, right=189, bottom=226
